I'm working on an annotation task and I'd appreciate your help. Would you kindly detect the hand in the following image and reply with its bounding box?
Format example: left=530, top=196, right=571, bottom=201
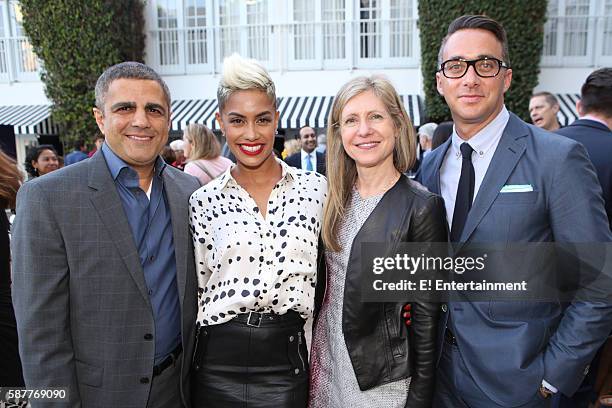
left=403, top=303, right=412, bottom=327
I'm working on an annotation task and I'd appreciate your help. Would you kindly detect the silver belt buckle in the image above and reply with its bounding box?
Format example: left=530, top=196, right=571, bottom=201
left=247, top=311, right=262, bottom=327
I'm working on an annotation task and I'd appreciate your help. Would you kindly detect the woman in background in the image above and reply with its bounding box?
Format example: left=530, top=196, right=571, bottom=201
left=0, top=148, right=24, bottom=386
left=309, top=76, right=445, bottom=408
left=183, top=123, right=232, bottom=184
left=24, top=144, right=59, bottom=179
left=189, top=54, right=326, bottom=407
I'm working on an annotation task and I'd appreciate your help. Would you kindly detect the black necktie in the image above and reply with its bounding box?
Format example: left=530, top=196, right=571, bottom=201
left=450, top=142, right=475, bottom=242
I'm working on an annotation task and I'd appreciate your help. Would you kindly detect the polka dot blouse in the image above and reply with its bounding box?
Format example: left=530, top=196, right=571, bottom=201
left=189, top=159, right=327, bottom=327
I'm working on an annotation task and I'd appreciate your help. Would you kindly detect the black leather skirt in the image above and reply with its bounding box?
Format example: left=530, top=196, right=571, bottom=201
left=191, top=311, right=309, bottom=408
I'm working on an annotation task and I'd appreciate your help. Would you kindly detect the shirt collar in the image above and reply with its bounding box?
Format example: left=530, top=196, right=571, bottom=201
left=580, top=114, right=611, bottom=130
left=451, top=105, right=510, bottom=158
left=301, top=149, right=315, bottom=159
left=102, top=143, right=166, bottom=181
left=217, top=157, right=296, bottom=190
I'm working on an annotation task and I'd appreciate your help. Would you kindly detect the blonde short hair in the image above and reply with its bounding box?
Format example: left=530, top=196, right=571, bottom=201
left=217, top=53, right=276, bottom=112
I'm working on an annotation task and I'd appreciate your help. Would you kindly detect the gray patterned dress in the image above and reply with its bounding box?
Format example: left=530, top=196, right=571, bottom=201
left=309, top=189, right=410, bottom=408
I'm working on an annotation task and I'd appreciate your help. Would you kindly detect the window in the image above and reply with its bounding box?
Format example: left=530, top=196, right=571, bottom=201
left=185, top=0, right=208, bottom=65
left=0, top=0, right=38, bottom=81
left=216, top=0, right=271, bottom=66
left=0, top=4, right=7, bottom=77
left=602, top=0, right=612, bottom=59
left=288, top=0, right=348, bottom=69
left=542, top=0, right=597, bottom=66
left=287, top=0, right=417, bottom=70
left=359, top=0, right=380, bottom=59
left=356, top=0, right=418, bottom=67
left=156, top=0, right=180, bottom=67
left=149, top=0, right=214, bottom=74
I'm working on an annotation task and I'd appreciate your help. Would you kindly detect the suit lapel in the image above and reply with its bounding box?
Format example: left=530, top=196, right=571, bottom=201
left=459, top=114, right=528, bottom=245
left=163, top=169, right=189, bottom=306
left=87, top=152, right=151, bottom=304
left=429, top=138, right=452, bottom=195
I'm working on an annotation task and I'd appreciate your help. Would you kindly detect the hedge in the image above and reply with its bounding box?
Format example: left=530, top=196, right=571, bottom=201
left=418, top=1, right=548, bottom=123
left=20, top=0, right=145, bottom=146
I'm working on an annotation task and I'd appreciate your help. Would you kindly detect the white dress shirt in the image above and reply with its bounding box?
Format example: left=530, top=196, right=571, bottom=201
left=439, top=106, right=510, bottom=228
left=189, top=159, right=327, bottom=327
left=301, top=149, right=317, bottom=171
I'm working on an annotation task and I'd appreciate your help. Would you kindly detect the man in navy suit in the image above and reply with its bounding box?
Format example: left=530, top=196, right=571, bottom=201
left=285, top=126, right=326, bottom=175
left=417, top=15, right=612, bottom=407
left=557, top=68, right=612, bottom=230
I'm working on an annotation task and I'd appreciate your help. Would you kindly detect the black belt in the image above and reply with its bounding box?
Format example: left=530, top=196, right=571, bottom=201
left=231, top=311, right=303, bottom=328
left=153, top=343, right=182, bottom=377
left=445, top=328, right=458, bottom=345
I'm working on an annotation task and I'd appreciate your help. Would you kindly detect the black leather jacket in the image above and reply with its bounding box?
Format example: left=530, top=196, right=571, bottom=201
left=314, top=175, right=447, bottom=408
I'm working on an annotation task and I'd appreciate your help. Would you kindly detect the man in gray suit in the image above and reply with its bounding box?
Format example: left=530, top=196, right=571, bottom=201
left=11, top=62, right=200, bottom=407
left=418, top=15, right=612, bottom=407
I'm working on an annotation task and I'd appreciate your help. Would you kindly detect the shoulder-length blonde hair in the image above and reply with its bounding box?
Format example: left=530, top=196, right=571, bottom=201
left=184, top=123, right=220, bottom=160
left=322, top=75, right=417, bottom=251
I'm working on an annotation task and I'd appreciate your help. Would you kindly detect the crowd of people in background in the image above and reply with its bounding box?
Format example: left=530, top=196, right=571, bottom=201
left=2, top=12, right=612, bottom=408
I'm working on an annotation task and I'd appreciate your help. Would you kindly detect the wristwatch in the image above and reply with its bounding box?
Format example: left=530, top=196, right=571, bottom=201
left=539, top=385, right=553, bottom=399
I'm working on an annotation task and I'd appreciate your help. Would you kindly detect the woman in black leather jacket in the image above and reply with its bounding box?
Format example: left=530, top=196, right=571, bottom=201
left=309, top=75, right=446, bottom=408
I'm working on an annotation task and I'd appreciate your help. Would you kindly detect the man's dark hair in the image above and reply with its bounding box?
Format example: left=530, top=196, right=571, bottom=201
left=94, top=134, right=105, bottom=142
left=94, top=61, right=171, bottom=114
left=73, top=139, right=86, bottom=150
left=531, top=92, right=559, bottom=107
left=299, top=126, right=315, bottom=134
left=580, top=68, right=612, bottom=117
left=438, top=15, right=510, bottom=67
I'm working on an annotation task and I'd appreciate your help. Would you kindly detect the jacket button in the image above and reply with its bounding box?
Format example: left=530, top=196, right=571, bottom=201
left=441, top=304, right=448, bottom=313
left=140, top=377, right=149, bottom=384
left=144, top=333, right=153, bottom=340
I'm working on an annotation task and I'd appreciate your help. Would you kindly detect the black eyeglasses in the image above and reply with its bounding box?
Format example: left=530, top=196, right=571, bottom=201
left=438, top=57, right=510, bottom=79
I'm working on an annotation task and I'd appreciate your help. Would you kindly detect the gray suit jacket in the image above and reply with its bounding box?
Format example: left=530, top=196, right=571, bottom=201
left=11, top=151, right=200, bottom=407
left=418, top=113, right=612, bottom=405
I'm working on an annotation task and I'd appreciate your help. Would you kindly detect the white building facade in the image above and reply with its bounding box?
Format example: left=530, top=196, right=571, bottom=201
left=1, top=0, right=611, bottom=162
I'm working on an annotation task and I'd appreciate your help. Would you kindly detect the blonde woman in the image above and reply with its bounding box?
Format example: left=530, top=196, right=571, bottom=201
left=183, top=123, right=232, bottom=184
left=282, top=138, right=300, bottom=160
left=309, top=76, right=446, bottom=408
left=189, top=54, right=326, bottom=407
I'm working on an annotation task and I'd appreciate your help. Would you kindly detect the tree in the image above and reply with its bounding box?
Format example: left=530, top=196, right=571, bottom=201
left=20, top=0, right=145, bottom=146
left=418, top=1, right=548, bottom=123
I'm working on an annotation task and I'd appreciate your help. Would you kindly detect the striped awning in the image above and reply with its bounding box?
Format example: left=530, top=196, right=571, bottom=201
left=556, top=93, right=580, bottom=126
left=0, top=104, right=58, bottom=134
left=169, top=94, right=425, bottom=132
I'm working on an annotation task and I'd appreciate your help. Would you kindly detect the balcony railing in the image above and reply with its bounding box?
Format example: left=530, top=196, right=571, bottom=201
left=0, top=36, right=40, bottom=82
left=542, top=15, right=612, bottom=66
left=148, top=18, right=420, bottom=75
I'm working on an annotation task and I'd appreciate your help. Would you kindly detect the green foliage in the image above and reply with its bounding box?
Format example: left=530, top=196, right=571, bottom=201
left=19, top=0, right=145, bottom=146
left=418, top=1, right=548, bottom=123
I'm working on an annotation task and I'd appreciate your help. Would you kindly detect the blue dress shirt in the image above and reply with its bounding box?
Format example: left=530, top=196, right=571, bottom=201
left=102, top=144, right=181, bottom=364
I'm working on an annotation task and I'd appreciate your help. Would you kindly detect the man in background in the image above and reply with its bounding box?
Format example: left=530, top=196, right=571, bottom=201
left=556, top=68, right=612, bottom=230
left=285, top=125, right=326, bottom=175
left=529, top=91, right=561, bottom=131
left=88, top=134, right=106, bottom=158
left=64, top=139, right=89, bottom=165
left=316, top=133, right=327, bottom=153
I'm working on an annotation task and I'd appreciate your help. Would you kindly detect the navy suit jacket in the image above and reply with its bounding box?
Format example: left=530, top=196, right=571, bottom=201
left=417, top=113, right=612, bottom=406
left=285, top=151, right=326, bottom=175
left=556, top=119, right=612, bottom=229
